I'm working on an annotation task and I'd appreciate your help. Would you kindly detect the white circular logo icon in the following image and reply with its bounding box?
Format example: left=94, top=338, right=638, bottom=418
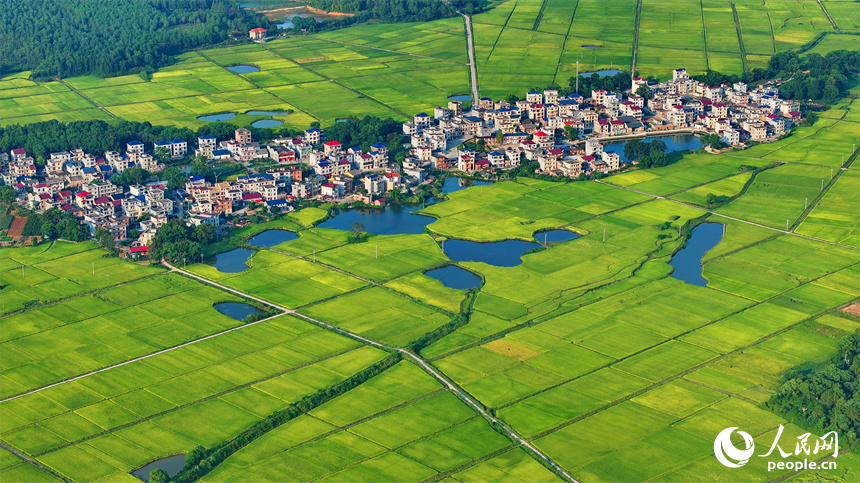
left=714, top=427, right=755, bottom=468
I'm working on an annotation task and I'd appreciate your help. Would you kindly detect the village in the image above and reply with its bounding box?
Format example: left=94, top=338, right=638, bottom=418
left=0, top=67, right=802, bottom=255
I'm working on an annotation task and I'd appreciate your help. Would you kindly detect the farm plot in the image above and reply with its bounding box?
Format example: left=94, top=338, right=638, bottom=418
left=670, top=171, right=753, bottom=206
left=201, top=361, right=524, bottom=482
left=435, top=276, right=748, bottom=411
left=1, top=325, right=385, bottom=482
left=605, top=153, right=771, bottom=196
left=318, top=18, right=468, bottom=62
left=458, top=199, right=704, bottom=318
left=555, top=0, right=636, bottom=79
left=314, top=234, right=448, bottom=282
left=0, top=90, right=95, bottom=119
left=384, top=270, right=469, bottom=314
left=820, top=2, right=860, bottom=31
left=702, top=235, right=858, bottom=301
left=187, top=249, right=367, bottom=309
left=796, top=169, right=860, bottom=247
left=702, top=0, right=745, bottom=74
left=0, top=242, right=160, bottom=315
left=723, top=118, right=838, bottom=159
left=716, top=162, right=835, bottom=229
left=422, top=178, right=649, bottom=241
left=301, top=287, right=453, bottom=347
left=475, top=28, right=564, bottom=99
left=762, top=120, right=858, bottom=166
left=0, top=273, right=251, bottom=398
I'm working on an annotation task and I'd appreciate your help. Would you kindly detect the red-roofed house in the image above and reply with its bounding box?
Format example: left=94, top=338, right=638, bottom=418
left=249, top=28, right=267, bottom=40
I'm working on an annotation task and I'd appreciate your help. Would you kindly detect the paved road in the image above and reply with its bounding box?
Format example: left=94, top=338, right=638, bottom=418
left=594, top=180, right=860, bottom=252
left=458, top=11, right=480, bottom=103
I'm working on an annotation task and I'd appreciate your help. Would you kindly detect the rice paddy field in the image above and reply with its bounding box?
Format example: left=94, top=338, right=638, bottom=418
left=3, top=2, right=860, bottom=482
left=4, top=0, right=856, bottom=129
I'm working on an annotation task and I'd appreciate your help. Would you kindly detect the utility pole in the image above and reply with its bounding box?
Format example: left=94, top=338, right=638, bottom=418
left=603, top=229, right=606, bottom=242
left=805, top=198, right=808, bottom=209
left=576, top=61, right=579, bottom=94
left=821, top=179, right=824, bottom=190
left=21, top=265, right=24, bottom=278
left=544, top=233, right=547, bottom=248
left=786, top=219, right=789, bottom=231
left=92, top=262, right=95, bottom=275
left=375, top=246, right=378, bottom=259
left=313, top=250, right=315, bottom=262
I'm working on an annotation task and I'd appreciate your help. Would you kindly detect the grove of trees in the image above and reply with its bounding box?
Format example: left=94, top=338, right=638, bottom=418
left=0, top=0, right=273, bottom=80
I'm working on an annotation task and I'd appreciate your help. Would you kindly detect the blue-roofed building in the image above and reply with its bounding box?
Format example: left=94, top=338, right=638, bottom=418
left=126, top=140, right=144, bottom=156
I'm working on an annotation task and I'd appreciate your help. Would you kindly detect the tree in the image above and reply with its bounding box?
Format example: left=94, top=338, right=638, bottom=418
left=351, top=222, right=365, bottom=238
left=162, top=166, right=186, bottom=190
left=192, top=224, right=215, bottom=245
left=0, top=185, right=16, bottom=204
left=563, top=125, right=579, bottom=141
left=95, top=226, right=115, bottom=249
left=186, top=446, right=207, bottom=468
left=149, top=469, right=171, bottom=483
left=495, top=131, right=504, bottom=144
left=635, top=84, right=652, bottom=99
left=153, top=146, right=171, bottom=164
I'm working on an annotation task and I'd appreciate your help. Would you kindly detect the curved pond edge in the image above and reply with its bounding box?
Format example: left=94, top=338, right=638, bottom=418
left=424, top=264, right=484, bottom=290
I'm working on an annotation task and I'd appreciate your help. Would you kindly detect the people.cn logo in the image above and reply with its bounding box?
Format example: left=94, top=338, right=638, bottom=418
left=714, top=427, right=756, bottom=468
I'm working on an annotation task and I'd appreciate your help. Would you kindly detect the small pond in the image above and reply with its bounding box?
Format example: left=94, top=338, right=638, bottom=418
left=601, top=134, right=704, bottom=162
left=319, top=205, right=432, bottom=235
left=227, top=65, right=259, bottom=73
left=580, top=69, right=624, bottom=77
left=535, top=229, right=581, bottom=244
left=214, top=302, right=264, bottom=321
left=319, top=178, right=494, bottom=235
left=197, top=112, right=236, bottom=122
left=448, top=94, right=472, bottom=102
left=251, top=119, right=283, bottom=128
left=582, top=45, right=602, bottom=49
left=131, top=454, right=186, bottom=482
left=425, top=265, right=482, bottom=290
left=208, top=247, right=254, bottom=273
left=278, top=13, right=325, bottom=29
left=669, top=222, right=724, bottom=286
left=442, top=239, right=540, bottom=267
left=246, top=110, right=290, bottom=116
left=247, top=229, right=299, bottom=247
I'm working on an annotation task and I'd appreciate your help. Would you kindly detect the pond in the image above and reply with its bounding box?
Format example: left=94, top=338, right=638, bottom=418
left=227, top=65, right=259, bottom=73
left=601, top=134, right=704, bottom=162
left=246, top=110, right=290, bottom=116
left=214, top=302, right=264, bottom=321
left=535, top=229, right=581, bottom=244
left=197, top=112, right=236, bottom=122
left=319, top=205, right=433, bottom=235
left=208, top=248, right=253, bottom=273
left=442, top=239, right=540, bottom=267
left=318, top=178, right=493, bottom=235
left=448, top=94, right=472, bottom=102
left=425, top=265, right=482, bottom=290
left=131, top=454, right=186, bottom=482
left=251, top=119, right=283, bottom=128
left=669, top=222, right=724, bottom=286
left=582, top=45, right=601, bottom=49
left=277, top=12, right=326, bottom=29
left=247, top=229, right=298, bottom=247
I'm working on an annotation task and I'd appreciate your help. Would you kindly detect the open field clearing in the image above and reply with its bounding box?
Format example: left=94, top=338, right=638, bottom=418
left=0, top=319, right=385, bottom=482
left=605, top=153, right=772, bottom=196
left=301, top=287, right=453, bottom=347
left=187, top=249, right=366, bottom=309
left=760, top=121, right=859, bottom=166
left=822, top=1, right=860, bottom=31
left=796, top=169, right=860, bottom=247
left=384, top=270, right=469, bottom=314
left=0, top=272, right=255, bottom=398
left=0, top=242, right=160, bottom=316
left=716, top=162, right=835, bottom=229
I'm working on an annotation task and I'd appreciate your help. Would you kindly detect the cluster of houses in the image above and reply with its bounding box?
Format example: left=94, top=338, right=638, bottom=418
left=1, top=66, right=803, bottom=251
left=403, top=67, right=800, bottom=177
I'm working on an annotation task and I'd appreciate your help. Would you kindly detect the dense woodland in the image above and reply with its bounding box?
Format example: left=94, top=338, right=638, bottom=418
left=0, top=0, right=272, bottom=80
left=767, top=329, right=860, bottom=451
left=294, top=0, right=485, bottom=31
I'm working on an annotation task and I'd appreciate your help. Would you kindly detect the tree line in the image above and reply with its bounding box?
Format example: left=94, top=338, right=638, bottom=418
left=0, top=0, right=273, bottom=80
